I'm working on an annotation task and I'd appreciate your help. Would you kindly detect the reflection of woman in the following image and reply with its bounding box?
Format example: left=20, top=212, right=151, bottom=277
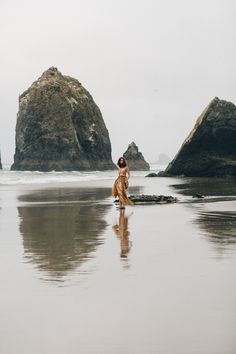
left=112, top=209, right=132, bottom=258
left=112, top=157, right=133, bottom=209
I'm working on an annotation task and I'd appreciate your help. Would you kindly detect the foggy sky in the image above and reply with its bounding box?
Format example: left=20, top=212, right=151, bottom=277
left=0, top=0, right=235, bottom=165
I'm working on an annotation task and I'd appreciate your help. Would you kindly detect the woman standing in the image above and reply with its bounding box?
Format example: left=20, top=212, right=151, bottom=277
left=112, top=157, right=133, bottom=209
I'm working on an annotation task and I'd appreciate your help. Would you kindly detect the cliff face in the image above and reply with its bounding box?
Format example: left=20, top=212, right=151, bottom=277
left=123, top=142, right=150, bottom=171
left=11, top=67, right=116, bottom=171
left=162, top=97, right=236, bottom=177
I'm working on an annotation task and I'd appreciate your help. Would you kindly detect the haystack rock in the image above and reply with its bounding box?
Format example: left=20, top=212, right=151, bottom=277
left=160, top=97, right=236, bottom=177
left=123, top=142, right=150, bottom=170
left=11, top=67, right=116, bottom=171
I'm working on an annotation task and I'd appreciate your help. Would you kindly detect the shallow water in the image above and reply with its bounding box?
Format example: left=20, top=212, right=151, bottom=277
left=0, top=173, right=235, bottom=354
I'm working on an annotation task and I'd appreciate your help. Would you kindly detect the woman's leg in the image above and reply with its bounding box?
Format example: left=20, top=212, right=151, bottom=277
left=119, top=200, right=125, bottom=209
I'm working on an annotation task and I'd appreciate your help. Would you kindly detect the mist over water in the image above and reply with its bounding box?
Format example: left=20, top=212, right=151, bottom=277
left=1, top=0, right=235, bottom=165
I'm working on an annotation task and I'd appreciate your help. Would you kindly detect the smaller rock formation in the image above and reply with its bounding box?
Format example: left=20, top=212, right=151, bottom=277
left=159, top=97, right=236, bottom=177
left=0, top=152, right=2, bottom=169
left=123, top=142, right=150, bottom=171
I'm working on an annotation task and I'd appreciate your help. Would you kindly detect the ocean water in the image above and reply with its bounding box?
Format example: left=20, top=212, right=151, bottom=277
left=0, top=167, right=157, bottom=186
left=0, top=165, right=235, bottom=354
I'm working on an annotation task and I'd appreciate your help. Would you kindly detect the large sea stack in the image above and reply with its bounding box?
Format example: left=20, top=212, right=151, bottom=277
left=123, top=142, right=150, bottom=171
left=11, top=67, right=116, bottom=171
left=161, top=97, right=236, bottom=177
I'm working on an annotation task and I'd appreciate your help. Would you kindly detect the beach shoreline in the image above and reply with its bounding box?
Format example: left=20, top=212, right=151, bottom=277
left=0, top=173, right=235, bottom=354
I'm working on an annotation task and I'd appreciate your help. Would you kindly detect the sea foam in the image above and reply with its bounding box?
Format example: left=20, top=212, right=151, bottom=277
left=0, top=163, right=162, bottom=185
left=0, top=169, right=116, bottom=185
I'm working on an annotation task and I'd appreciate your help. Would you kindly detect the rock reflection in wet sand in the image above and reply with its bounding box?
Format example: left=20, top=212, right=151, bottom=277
left=170, top=177, right=236, bottom=255
left=170, top=177, right=236, bottom=197
left=17, top=187, right=111, bottom=281
left=195, top=211, right=236, bottom=253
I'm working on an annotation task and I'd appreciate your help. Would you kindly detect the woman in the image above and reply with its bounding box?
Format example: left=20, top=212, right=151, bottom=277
left=112, top=157, right=133, bottom=209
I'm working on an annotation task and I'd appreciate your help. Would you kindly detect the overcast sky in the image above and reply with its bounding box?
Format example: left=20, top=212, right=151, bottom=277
left=0, top=0, right=235, bottom=165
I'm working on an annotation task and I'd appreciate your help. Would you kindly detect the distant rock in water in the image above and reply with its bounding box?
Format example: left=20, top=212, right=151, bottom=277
left=155, top=153, right=171, bottom=165
left=145, top=173, right=158, bottom=177
left=123, top=142, right=150, bottom=171
left=11, top=67, right=116, bottom=171
left=160, top=97, right=236, bottom=177
left=0, top=153, right=2, bottom=169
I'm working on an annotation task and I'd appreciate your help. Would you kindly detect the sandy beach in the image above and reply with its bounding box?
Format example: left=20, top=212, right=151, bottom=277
left=0, top=173, right=236, bottom=354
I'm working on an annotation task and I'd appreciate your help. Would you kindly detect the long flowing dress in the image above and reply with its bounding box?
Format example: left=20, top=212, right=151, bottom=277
left=112, top=176, right=133, bottom=205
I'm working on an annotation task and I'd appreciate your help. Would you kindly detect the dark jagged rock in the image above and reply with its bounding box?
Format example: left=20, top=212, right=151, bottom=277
left=0, top=153, right=2, bottom=169
left=160, top=97, right=236, bottom=177
left=157, top=170, right=167, bottom=177
left=11, top=67, right=116, bottom=171
left=123, top=142, right=150, bottom=171
left=129, top=194, right=177, bottom=203
left=130, top=194, right=177, bottom=204
left=145, top=173, right=158, bottom=177
left=114, top=194, right=177, bottom=204
left=192, top=194, right=205, bottom=199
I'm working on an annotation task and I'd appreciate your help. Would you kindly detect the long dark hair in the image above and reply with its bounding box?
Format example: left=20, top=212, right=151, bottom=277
left=117, top=157, right=127, bottom=168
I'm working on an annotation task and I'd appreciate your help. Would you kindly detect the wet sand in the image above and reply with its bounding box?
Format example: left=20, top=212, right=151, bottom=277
left=0, top=176, right=236, bottom=354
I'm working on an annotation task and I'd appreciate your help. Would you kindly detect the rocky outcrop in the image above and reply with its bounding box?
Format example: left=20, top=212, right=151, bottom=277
left=129, top=194, right=177, bottom=204
left=0, top=153, right=2, bottom=169
left=160, top=97, right=236, bottom=177
left=123, top=142, right=150, bottom=171
left=114, top=194, right=177, bottom=204
left=145, top=173, right=158, bottom=177
left=11, top=67, right=116, bottom=171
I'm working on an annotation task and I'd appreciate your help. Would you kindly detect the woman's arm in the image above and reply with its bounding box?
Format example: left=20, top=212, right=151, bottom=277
left=126, top=166, right=131, bottom=179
